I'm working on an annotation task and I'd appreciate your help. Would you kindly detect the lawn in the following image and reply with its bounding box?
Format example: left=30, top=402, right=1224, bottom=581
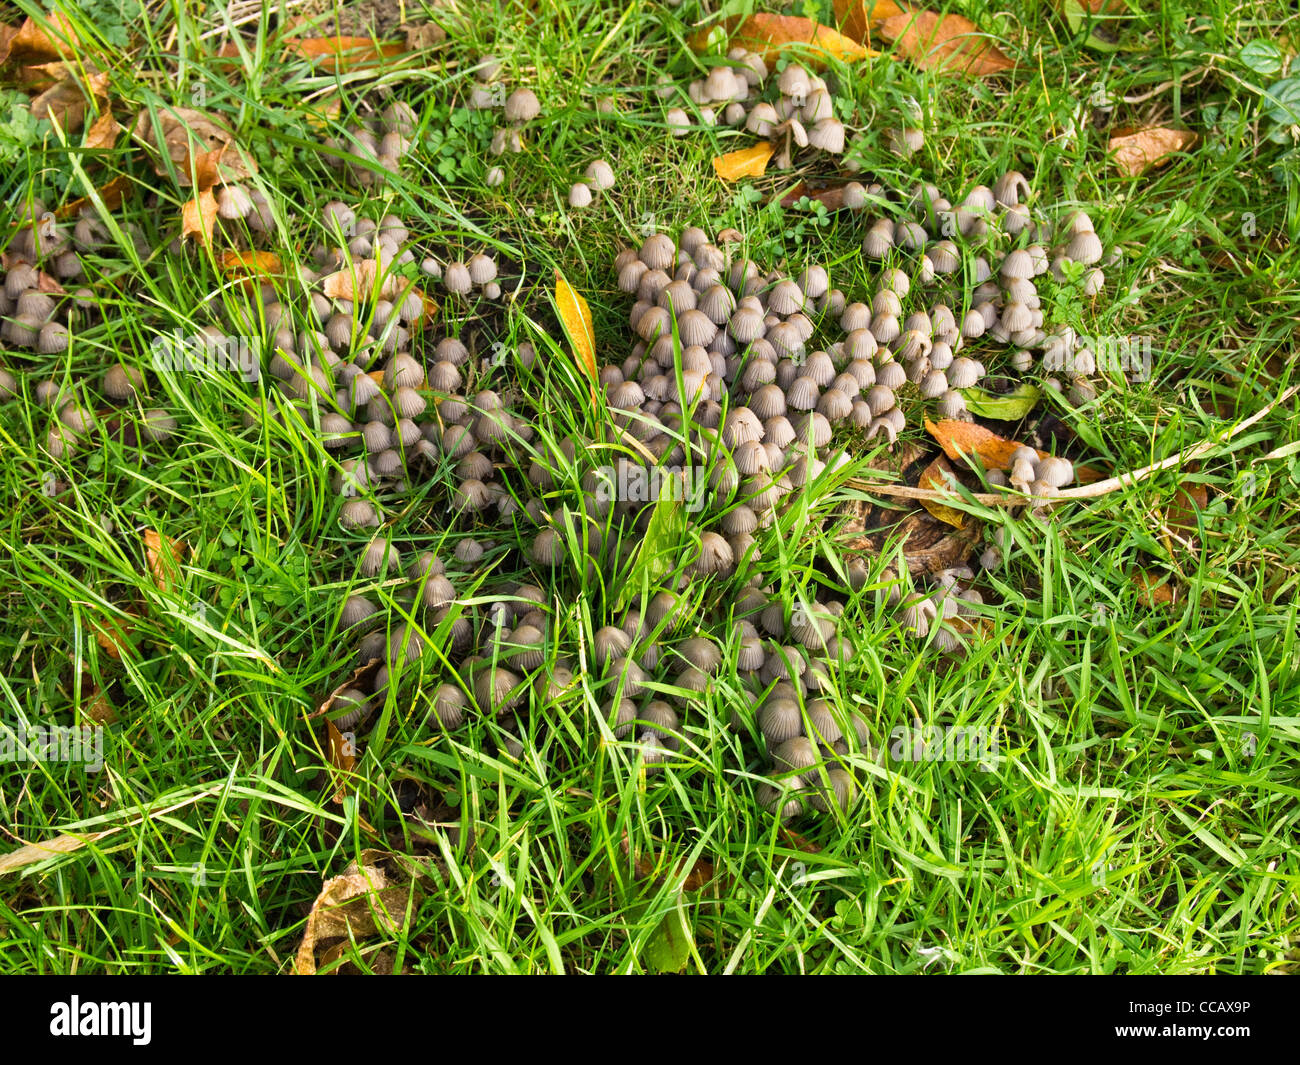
left=0, top=0, right=1297, bottom=975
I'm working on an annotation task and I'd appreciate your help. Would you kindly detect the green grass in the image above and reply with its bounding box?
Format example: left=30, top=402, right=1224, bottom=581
left=0, top=0, right=1298, bottom=974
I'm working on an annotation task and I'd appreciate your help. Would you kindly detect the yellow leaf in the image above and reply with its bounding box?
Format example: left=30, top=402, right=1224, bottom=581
left=554, top=270, right=598, bottom=404
left=834, top=0, right=908, bottom=46
left=918, top=455, right=967, bottom=528
left=690, top=14, right=877, bottom=65
left=220, top=249, right=283, bottom=279
left=143, top=528, right=187, bottom=593
left=712, top=142, right=775, bottom=182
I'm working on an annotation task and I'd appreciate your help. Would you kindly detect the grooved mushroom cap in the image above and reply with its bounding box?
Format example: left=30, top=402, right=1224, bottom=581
left=504, top=88, right=541, bottom=123
left=605, top=697, right=638, bottom=738
left=767, top=279, right=806, bottom=316
left=593, top=625, right=631, bottom=666
left=341, top=498, right=380, bottom=529
left=808, top=117, right=845, bottom=153
left=584, top=159, right=616, bottom=190
left=568, top=182, right=593, bottom=208
left=431, top=684, right=467, bottom=729
left=1036, top=455, right=1074, bottom=488
left=467, top=253, right=498, bottom=284
left=694, top=531, right=735, bottom=576
left=1065, top=230, right=1104, bottom=265
left=773, top=736, right=818, bottom=774
left=444, top=261, right=472, bottom=295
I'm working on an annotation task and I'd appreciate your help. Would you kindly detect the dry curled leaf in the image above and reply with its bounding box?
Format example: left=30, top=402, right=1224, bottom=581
left=924, top=418, right=1104, bottom=483
left=293, top=850, right=421, bottom=974
left=554, top=270, right=598, bottom=405
left=309, top=657, right=383, bottom=721
left=182, top=186, right=219, bottom=244
left=83, top=109, right=120, bottom=150
left=30, top=70, right=109, bottom=133
left=132, top=106, right=255, bottom=187
left=834, top=0, right=908, bottom=46
left=918, top=455, right=968, bottom=528
left=0, top=831, right=110, bottom=874
left=712, top=142, right=776, bottom=182
left=1132, top=568, right=1178, bottom=608
left=0, top=12, right=79, bottom=65
left=91, top=610, right=136, bottom=660
left=143, top=528, right=187, bottom=593
left=878, top=9, right=1014, bottom=75
left=56, top=173, right=132, bottom=219
left=691, top=14, right=876, bottom=64
left=1109, top=126, right=1197, bottom=177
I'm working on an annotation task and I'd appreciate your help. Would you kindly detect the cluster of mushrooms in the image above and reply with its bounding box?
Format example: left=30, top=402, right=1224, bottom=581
left=321, top=99, right=420, bottom=188
left=662, top=54, right=847, bottom=167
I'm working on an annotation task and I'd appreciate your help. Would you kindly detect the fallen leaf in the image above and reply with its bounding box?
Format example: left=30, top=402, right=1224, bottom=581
left=55, top=173, right=132, bottom=219
left=182, top=186, right=219, bottom=243
left=326, top=717, right=357, bottom=804
left=918, top=455, right=968, bottom=528
left=1109, top=126, right=1197, bottom=177
left=91, top=611, right=136, bottom=660
left=554, top=270, right=598, bottom=405
left=925, top=417, right=1033, bottom=470
left=321, top=259, right=404, bottom=301
left=0, top=12, right=79, bottom=64
left=143, top=528, right=187, bottom=593
left=287, top=36, right=408, bottom=70
left=960, top=382, right=1042, bottom=420
left=712, top=141, right=775, bottom=182
left=293, top=850, right=421, bottom=974
left=878, top=9, right=1014, bottom=75
left=83, top=110, right=120, bottom=150
left=1132, top=568, right=1177, bottom=607
left=220, top=249, right=283, bottom=280
left=691, top=14, right=876, bottom=64
left=780, top=181, right=852, bottom=210
left=834, top=0, right=908, bottom=45
left=132, top=107, right=255, bottom=187
left=0, top=831, right=110, bottom=874
left=30, top=70, right=109, bottom=133
left=82, top=688, right=119, bottom=726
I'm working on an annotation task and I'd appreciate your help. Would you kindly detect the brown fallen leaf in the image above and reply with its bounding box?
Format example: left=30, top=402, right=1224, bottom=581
left=834, top=0, right=908, bottom=46
left=712, top=142, right=775, bottom=182
left=780, top=181, right=851, bottom=210
left=555, top=270, right=599, bottom=406
left=91, top=611, right=136, bottom=660
left=0, top=12, right=79, bottom=65
left=30, top=70, right=109, bottom=133
left=1109, top=126, right=1197, bottom=177
left=321, top=259, right=406, bottom=302
left=287, top=36, right=408, bottom=70
left=182, top=186, right=219, bottom=244
left=82, top=687, right=119, bottom=726
left=83, top=110, right=120, bottom=150
left=878, top=9, right=1014, bottom=75
left=691, top=14, right=876, bottom=65
left=293, top=850, right=421, bottom=974
left=132, top=106, right=256, bottom=187
left=0, top=831, right=111, bottom=874
left=143, top=528, right=187, bottom=593
left=55, top=173, right=133, bottom=219
left=326, top=717, right=357, bottom=804
left=918, top=455, right=968, bottom=528
left=1132, top=568, right=1178, bottom=607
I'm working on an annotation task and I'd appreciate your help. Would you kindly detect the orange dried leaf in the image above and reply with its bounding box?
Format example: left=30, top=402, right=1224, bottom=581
left=554, top=270, right=599, bottom=404
left=182, top=186, right=219, bottom=243
left=925, top=417, right=1031, bottom=470
left=326, top=717, right=357, bottom=804
left=83, top=109, right=119, bottom=149
left=288, top=36, right=407, bottom=70
left=132, top=107, right=255, bottom=188
left=691, top=14, right=876, bottom=65
left=1109, top=126, right=1197, bottom=177
left=220, top=249, right=283, bottom=279
left=92, top=612, right=136, bottom=660
left=144, top=529, right=187, bottom=593
left=834, top=0, right=908, bottom=46
left=918, top=455, right=968, bottom=528
left=712, top=142, right=775, bottom=182
left=878, top=10, right=1014, bottom=75
left=56, top=173, right=132, bottom=219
